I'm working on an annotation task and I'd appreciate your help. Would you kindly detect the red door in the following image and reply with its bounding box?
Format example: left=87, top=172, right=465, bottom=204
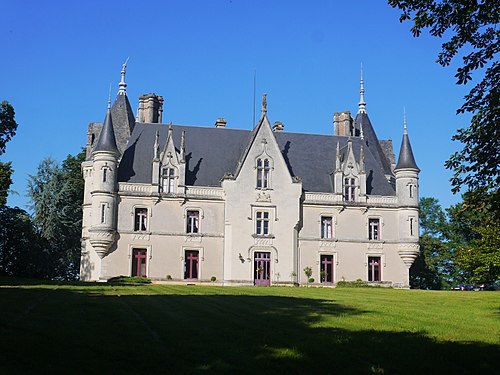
left=132, top=249, right=147, bottom=277
left=184, top=250, right=199, bottom=280
left=320, top=255, right=334, bottom=283
left=254, top=252, right=271, bottom=286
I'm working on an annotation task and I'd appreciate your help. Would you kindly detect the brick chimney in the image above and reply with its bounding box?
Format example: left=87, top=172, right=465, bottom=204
left=333, top=111, right=354, bottom=136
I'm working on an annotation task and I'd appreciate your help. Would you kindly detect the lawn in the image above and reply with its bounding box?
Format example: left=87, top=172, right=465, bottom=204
left=0, top=278, right=498, bottom=374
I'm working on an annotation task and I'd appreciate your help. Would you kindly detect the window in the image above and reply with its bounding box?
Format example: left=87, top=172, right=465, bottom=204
left=102, top=168, right=107, bottom=182
left=256, top=158, right=270, bottom=189
left=409, top=184, right=413, bottom=198
left=410, top=217, right=414, bottom=237
left=344, top=177, right=356, bottom=201
left=256, top=211, right=270, bottom=235
left=134, top=208, right=148, bottom=231
left=186, top=210, right=200, bottom=234
left=162, top=168, right=175, bottom=193
left=368, top=256, right=381, bottom=282
left=368, top=218, right=380, bottom=240
left=321, top=216, right=333, bottom=239
left=100, top=204, right=106, bottom=224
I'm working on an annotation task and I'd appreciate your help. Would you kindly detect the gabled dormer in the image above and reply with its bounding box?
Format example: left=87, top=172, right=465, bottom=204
left=152, top=124, right=186, bottom=194
left=223, top=94, right=299, bottom=192
left=333, top=139, right=367, bottom=203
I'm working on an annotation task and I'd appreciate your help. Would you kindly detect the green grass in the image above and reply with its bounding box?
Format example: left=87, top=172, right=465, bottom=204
left=0, top=277, right=498, bottom=374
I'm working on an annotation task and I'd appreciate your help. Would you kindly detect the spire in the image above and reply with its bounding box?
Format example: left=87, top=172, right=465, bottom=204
left=261, top=93, right=267, bottom=115
left=118, top=58, right=129, bottom=95
left=395, top=111, right=419, bottom=171
left=93, top=103, right=119, bottom=155
left=358, top=63, right=366, bottom=114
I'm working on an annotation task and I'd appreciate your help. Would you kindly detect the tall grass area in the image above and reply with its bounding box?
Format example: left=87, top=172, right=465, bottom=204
left=0, top=277, right=498, bottom=374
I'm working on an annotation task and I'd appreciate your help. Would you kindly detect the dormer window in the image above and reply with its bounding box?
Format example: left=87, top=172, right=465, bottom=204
left=257, top=158, right=270, bottom=189
left=344, top=177, right=356, bottom=201
left=162, top=168, right=175, bottom=193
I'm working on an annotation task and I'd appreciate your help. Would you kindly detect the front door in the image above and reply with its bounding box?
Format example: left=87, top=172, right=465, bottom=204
left=320, top=254, right=334, bottom=283
left=254, top=252, right=271, bottom=286
left=131, top=249, right=147, bottom=277
left=184, top=250, right=199, bottom=280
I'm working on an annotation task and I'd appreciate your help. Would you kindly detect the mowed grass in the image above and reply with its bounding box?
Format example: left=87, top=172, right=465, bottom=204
left=0, top=278, right=498, bottom=374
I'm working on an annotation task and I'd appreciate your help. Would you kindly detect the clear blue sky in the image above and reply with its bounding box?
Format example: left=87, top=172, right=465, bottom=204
left=1, top=0, right=471, bottom=210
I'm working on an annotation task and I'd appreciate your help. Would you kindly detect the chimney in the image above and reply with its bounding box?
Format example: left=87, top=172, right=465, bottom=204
left=333, top=111, right=354, bottom=136
left=272, top=121, right=284, bottom=132
left=215, top=118, right=227, bottom=128
left=137, top=93, right=164, bottom=123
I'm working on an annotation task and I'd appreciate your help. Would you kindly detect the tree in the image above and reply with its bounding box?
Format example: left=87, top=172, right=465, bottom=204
left=0, top=101, right=18, bottom=206
left=0, top=101, right=18, bottom=155
left=27, top=149, right=85, bottom=280
left=0, top=206, right=47, bottom=278
left=388, top=1, right=500, bottom=201
left=410, top=197, right=456, bottom=289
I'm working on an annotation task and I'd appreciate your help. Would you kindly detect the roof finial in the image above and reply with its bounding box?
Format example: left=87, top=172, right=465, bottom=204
left=107, top=83, right=112, bottom=109
left=403, top=107, right=408, bottom=134
left=358, top=63, right=366, bottom=114
left=261, top=93, right=267, bottom=115
left=118, top=57, right=129, bottom=95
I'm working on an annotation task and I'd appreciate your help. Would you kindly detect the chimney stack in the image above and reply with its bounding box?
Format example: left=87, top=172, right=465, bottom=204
left=215, top=118, right=227, bottom=128
left=272, top=121, right=284, bottom=132
left=137, top=93, right=164, bottom=123
left=333, top=111, right=354, bottom=136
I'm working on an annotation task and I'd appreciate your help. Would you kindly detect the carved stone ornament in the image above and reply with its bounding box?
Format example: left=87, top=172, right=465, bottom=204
left=256, top=191, right=271, bottom=202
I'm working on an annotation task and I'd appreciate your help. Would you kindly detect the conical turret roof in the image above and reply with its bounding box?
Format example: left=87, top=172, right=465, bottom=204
left=93, top=107, right=119, bottom=155
left=395, top=126, right=419, bottom=171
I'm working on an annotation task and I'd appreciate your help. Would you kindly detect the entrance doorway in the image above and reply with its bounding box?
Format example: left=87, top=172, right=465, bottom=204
left=254, top=252, right=271, bottom=286
left=184, top=250, right=199, bottom=280
left=320, top=254, right=334, bottom=283
left=131, top=248, right=147, bottom=277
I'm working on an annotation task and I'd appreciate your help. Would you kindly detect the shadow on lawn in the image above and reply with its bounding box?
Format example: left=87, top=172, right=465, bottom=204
left=0, top=285, right=498, bottom=375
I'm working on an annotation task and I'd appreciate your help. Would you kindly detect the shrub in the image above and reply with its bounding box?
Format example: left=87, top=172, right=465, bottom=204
left=210, top=276, right=216, bottom=282
left=107, top=276, right=152, bottom=285
left=308, top=277, right=315, bottom=283
left=166, top=275, right=172, bottom=280
left=336, top=279, right=380, bottom=288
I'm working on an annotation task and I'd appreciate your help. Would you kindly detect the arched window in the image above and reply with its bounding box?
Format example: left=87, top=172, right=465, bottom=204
left=257, top=158, right=270, bottom=189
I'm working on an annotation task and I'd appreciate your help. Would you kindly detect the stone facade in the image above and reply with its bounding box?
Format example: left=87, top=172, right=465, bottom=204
left=80, top=69, right=420, bottom=287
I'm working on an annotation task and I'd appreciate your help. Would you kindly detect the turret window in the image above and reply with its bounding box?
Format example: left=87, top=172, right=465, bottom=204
left=257, top=158, right=270, bottom=189
left=256, top=211, right=270, bottom=235
left=344, top=178, right=356, bottom=201
left=410, top=217, right=415, bottom=237
left=100, top=204, right=106, bottom=224
left=102, top=168, right=108, bottom=182
left=162, top=168, right=176, bottom=193
left=321, top=216, right=333, bottom=239
left=134, top=208, right=148, bottom=232
left=186, top=210, right=200, bottom=234
left=368, top=218, right=380, bottom=240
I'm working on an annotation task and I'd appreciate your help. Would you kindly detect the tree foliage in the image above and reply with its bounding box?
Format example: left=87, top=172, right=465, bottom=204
left=0, top=101, right=18, bottom=206
left=0, top=101, right=18, bottom=155
left=27, top=149, right=85, bottom=280
left=388, top=0, right=500, bottom=199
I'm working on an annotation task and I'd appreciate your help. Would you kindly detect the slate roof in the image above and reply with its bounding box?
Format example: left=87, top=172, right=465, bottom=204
left=395, top=130, right=419, bottom=171
left=118, top=121, right=396, bottom=196
left=93, top=108, right=119, bottom=154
